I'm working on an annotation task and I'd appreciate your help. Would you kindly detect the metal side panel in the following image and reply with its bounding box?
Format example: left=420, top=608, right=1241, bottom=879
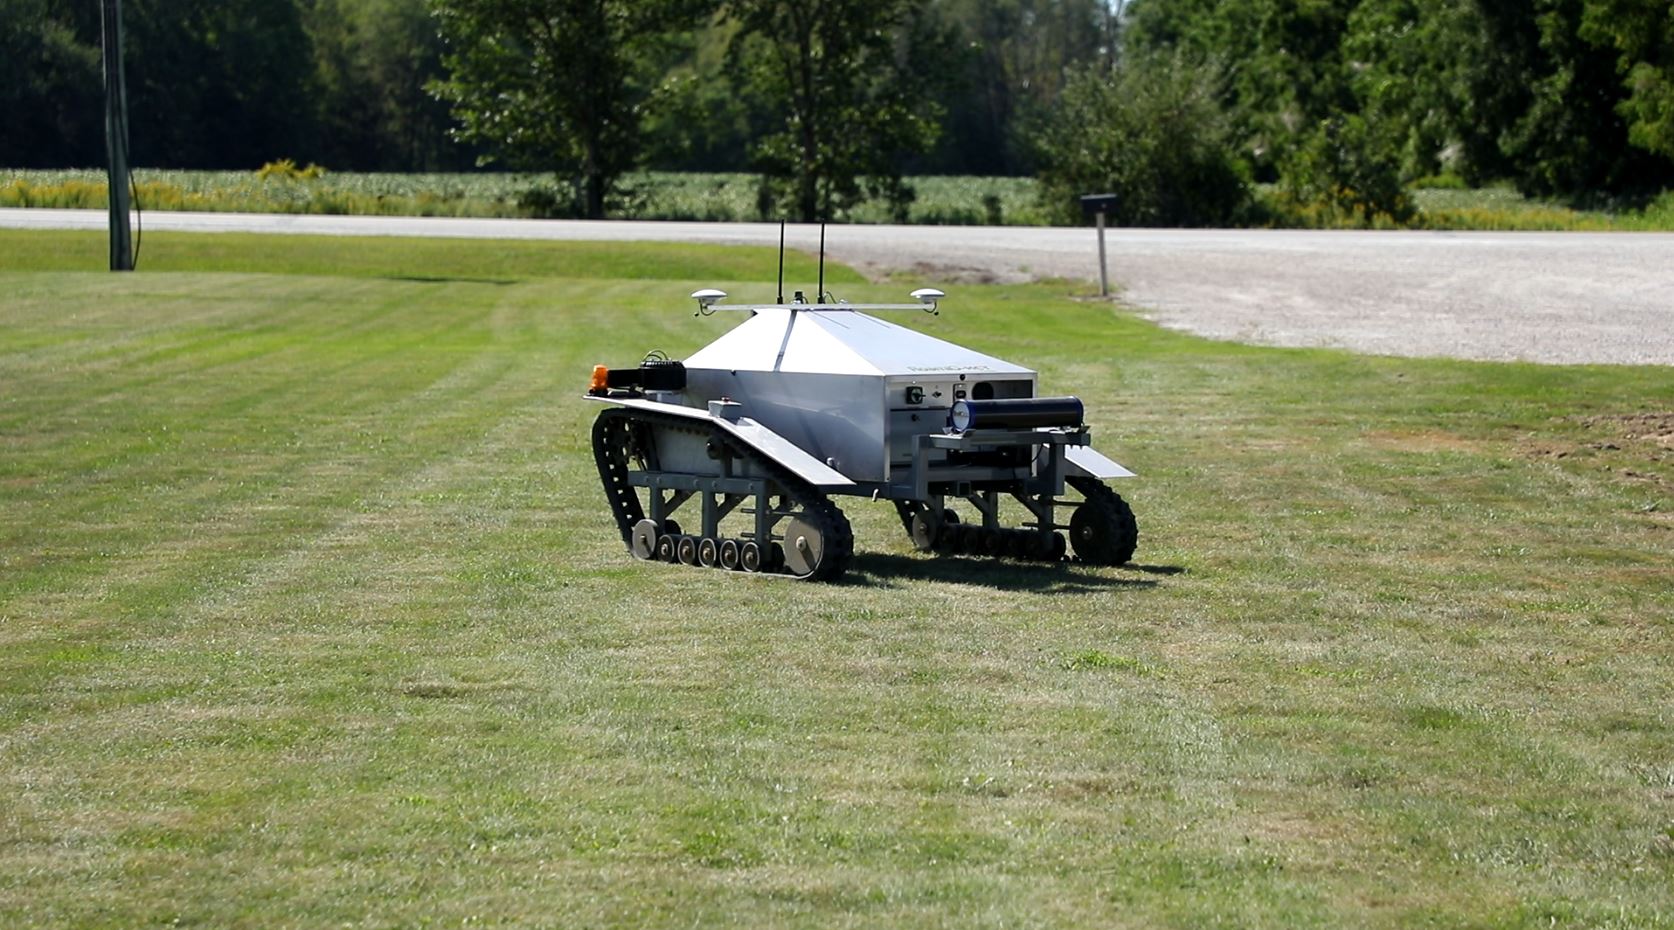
left=586, top=396, right=854, bottom=488
left=722, top=418, right=854, bottom=488
left=1065, top=445, right=1137, bottom=479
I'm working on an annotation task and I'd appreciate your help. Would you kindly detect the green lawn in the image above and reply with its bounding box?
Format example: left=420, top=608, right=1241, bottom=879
left=2, top=230, right=1671, bottom=928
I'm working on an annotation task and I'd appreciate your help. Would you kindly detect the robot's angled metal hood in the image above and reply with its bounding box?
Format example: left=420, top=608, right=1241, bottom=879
left=683, top=307, right=1035, bottom=377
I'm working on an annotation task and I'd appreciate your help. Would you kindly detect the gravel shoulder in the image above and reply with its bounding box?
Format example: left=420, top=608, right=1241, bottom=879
left=5, top=208, right=1671, bottom=366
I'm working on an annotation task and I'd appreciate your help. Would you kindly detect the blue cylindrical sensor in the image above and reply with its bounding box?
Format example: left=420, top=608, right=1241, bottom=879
left=948, top=396, right=1084, bottom=433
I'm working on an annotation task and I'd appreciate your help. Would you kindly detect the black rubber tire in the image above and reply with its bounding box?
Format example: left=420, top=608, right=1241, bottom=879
left=1066, top=477, right=1138, bottom=565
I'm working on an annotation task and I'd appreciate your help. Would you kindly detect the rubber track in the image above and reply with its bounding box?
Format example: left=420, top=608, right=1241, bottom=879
left=893, top=499, right=1072, bottom=564
left=1066, top=475, right=1139, bottom=565
left=591, top=410, right=646, bottom=545
left=590, top=406, right=853, bottom=581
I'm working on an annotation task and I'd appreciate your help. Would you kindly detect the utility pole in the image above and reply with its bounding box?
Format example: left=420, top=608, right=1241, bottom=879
left=100, top=0, right=133, bottom=271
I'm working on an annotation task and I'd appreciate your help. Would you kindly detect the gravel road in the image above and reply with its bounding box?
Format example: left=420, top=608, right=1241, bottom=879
left=5, top=208, right=1670, bottom=366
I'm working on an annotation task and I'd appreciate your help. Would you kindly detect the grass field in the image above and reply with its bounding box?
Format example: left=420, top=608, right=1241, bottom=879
left=2, top=230, right=1671, bottom=928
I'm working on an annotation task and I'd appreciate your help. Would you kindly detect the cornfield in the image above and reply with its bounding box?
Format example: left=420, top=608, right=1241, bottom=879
left=0, top=168, right=1049, bottom=226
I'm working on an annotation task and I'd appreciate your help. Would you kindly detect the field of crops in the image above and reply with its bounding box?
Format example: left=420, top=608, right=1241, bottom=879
left=8, top=166, right=1674, bottom=230
left=0, top=167, right=1048, bottom=226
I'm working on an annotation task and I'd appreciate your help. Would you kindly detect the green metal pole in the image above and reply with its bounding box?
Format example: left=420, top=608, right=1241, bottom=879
left=101, top=0, right=133, bottom=271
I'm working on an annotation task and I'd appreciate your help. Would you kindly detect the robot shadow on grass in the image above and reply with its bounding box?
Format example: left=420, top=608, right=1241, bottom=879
left=842, top=552, right=1181, bottom=592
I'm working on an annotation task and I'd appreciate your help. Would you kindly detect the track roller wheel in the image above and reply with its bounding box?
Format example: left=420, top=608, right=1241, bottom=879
left=951, top=523, right=978, bottom=554
left=630, top=519, right=659, bottom=561
left=719, top=539, right=741, bottom=571
left=900, top=504, right=960, bottom=552
left=909, top=510, right=939, bottom=551
left=740, top=540, right=763, bottom=573
left=782, top=515, right=826, bottom=578
left=1067, top=477, right=1138, bottom=565
left=656, top=535, right=677, bottom=563
left=981, top=529, right=1006, bottom=557
left=676, top=535, right=699, bottom=566
left=935, top=511, right=961, bottom=550
left=781, top=503, right=851, bottom=580
left=698, top=537, right=720, bottom=568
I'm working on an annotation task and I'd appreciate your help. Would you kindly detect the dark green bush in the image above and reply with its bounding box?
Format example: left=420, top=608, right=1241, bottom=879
left=1275, top=115, right=1415, bottom=227
left=1034, top=55, right=1252, bottom=228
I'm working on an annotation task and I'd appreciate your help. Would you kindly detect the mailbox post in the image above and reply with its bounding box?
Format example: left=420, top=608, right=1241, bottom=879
left=1080, top=193, right=1118, bottom=297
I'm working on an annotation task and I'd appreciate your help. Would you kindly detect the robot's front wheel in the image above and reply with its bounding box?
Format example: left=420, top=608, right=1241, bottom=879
left=1067, top=477, right=1138, bottom=565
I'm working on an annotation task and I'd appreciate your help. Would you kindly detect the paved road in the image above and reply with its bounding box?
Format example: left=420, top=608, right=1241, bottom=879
left=5, top=208, right=1671, bottom=365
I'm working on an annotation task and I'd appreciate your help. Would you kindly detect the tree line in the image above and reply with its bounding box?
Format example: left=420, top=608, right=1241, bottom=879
left=3, top=0, right=1671, bottom=225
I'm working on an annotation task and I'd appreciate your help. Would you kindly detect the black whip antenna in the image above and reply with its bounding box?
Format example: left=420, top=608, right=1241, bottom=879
left=817, top=222, right=827, bottom=303
left=777, top=221, right=786, bottom=304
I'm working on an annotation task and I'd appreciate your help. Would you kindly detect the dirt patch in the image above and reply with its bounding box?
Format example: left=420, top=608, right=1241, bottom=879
left=852, top=259, right=1014, bottom=286
left=1524, top=412, right=1674, bottom=494
left=1576, top=412, right=1674, bottom=449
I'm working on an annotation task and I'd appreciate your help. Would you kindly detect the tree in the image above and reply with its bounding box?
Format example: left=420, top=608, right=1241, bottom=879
left=1581, top=0, right=1674, bottom=162
left=0, top=0, right=102, bottom=167
left=430, top=0, right=706, bottom=218
left=1126, top=0, right=1361, bottom=181
left=1472, top=0, right=1670, bottom=196
left=1034, top=54, right=1252, bottom=227
left=920, top=0, right=1120, bottom=176
left=1342, top=0, right=1481, bottom=181
left=122, top=0, right=321, bottom=168
left=723, top=0, right=949, bottom=222
left=307, top=0, right=470, bottom=171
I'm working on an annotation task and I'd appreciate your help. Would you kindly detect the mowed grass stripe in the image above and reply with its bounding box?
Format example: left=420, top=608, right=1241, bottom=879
left=0, top=230, right=870, bottom=285
left=2, top=230, right=1672, bottom=927
left=1, top=278, right=500, bottom=601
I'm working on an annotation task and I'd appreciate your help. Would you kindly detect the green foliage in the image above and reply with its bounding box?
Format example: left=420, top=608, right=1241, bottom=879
left=256, top=159, right=327, bottom=181
left=120, top=0, right=322, bottom=168
left=1581, top=0, right=1674, bottom=161
left=1126, top=0, right=1361, bottom=180
left=1124, top=0, right=1674, bottom=201
left=429, top=0, right=710, bottom=218
left=305, top=0, right=467, bottom=171
left=918, top=0, right=1121, bottom=176
left=1342, top=0, right=1479, bottom=181
left=1275, top=115, right=1415, bottom=226
left=1478, top=0, right=1650, bottom=196
left=723, top=0, right=949, bottom=222
left=0, top=0, right=101, bottom=168
left=1035, top=56, right=1252, bottom=227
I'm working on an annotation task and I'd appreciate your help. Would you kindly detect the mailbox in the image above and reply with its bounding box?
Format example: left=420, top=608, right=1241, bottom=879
left=1079, top=193, right=1118, bottom=220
